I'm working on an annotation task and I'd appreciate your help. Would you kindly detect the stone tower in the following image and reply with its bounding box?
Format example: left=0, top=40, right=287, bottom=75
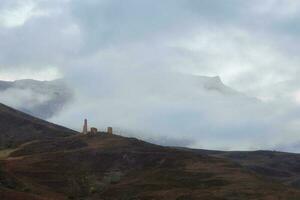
left=107, top=127, right=113, bottom=134
left=82, top=119, right=88, bottom=134
left=90, top=127, right=98, bottom=134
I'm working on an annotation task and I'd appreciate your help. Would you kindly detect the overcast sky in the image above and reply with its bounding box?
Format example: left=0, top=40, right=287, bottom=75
left=1, top=0, right=300, bottom=151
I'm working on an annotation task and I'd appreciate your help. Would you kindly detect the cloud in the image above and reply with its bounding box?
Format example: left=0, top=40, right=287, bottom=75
left=50, top=70, right=297, bottom=151
left=0, top=67, right=62, bottom=81
left=0, top=79, right=73, bottom=118
left=0, top=0, right=300, bottom=151
left=293, top=91, right=300, bottom=104
left=0, top=0, right=80, bottom=70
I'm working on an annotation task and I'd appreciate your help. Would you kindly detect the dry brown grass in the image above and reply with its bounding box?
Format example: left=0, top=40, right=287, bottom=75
left=2, top=134, right=300, bottom=199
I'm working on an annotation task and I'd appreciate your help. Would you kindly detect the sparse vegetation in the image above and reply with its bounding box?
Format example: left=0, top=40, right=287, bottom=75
left=0, top=148, right=16, bottom=159
left=1, top=103, right=300, bottom=199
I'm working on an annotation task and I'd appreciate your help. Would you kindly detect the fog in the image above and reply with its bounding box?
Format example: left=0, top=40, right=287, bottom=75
left=1, top=0, right=300, bottom=151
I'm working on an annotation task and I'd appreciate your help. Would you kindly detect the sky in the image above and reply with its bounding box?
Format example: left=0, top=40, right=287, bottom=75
left=1, top=0, right=300, bottom=151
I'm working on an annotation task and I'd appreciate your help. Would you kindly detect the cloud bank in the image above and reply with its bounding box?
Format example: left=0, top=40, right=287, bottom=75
left=1, top=0, right=300, bottom=151
left=0, top=79, right=73, bottom=118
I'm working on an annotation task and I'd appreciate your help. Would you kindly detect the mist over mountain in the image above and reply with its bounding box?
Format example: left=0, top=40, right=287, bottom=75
left=1, top=0, right=300, bottom=153
left=51, top=72, right=275, bottom=151
left=0, top=74, right=295, bottom=152
left=0, top=79, right=73, bottom=119
left=1, top=0, right=300, bottom=198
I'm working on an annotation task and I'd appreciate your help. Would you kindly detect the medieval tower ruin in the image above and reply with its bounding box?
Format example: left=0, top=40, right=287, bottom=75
left=107, top=127, right=113, bottom=134
left=82, top=119, right=113, bottom=135
left=82, top=119, right=88, bottom=134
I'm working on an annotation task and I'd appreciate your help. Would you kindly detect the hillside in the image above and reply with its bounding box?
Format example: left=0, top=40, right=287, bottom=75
left=1, top=103, right=300, bottom=199
left=185, top=149, right=300, bottom=190
left=0, top=133, right=300, bottom=199
left=0, top=103, right=76, bottom=149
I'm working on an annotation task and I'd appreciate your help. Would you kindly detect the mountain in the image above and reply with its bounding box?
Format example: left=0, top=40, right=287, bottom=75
left=61, top=73, right=261, bottom=150
left=138, top=72, right=246, bottom=97
left=0, top=103, right=299, bottom=199
left=191, top=75, right=239, bottom=95
left=0, top=79, right=73, bottom=119
left=0, top=103, right=76, bottom=149
left=1, top=103, right=300, bottom=199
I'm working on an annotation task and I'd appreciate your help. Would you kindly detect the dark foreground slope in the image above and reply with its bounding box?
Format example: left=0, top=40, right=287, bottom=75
left=0, top=103, right=75, bottom=149
left=1, top=134, right=300, bottom=200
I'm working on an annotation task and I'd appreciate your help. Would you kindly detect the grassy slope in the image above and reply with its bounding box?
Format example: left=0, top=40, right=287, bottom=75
left=0, top=103, right=76, bottom=149
left=2, top=134, right=300, bottom=200
left=179, top=148, right=300, bottom=190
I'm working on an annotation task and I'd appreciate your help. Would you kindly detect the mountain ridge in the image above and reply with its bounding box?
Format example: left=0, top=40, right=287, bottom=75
left=1, top=103, right=300, bottom=199
left=0, top=102, right=76, bottom=149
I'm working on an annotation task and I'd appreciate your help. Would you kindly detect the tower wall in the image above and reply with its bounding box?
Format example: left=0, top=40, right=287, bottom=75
left=82, top=119, right=88, bottom=134
left=90, top=127, right=98, bottom=134
left=107, top=127, right=113, bottom=134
